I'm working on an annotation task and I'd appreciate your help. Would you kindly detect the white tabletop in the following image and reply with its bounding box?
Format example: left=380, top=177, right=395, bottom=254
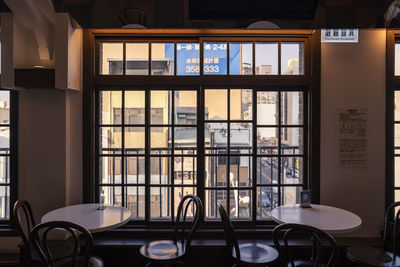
left=41, top=204, right=132, bottom=233
left=270, top=204, right=362, bottom=234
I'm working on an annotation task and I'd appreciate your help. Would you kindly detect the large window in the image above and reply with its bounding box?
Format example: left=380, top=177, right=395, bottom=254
left=86, top=30, right=319, bottom=225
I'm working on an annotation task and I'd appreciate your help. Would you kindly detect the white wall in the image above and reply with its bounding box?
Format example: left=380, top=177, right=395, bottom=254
left=321, top=29, right=386, bottom=237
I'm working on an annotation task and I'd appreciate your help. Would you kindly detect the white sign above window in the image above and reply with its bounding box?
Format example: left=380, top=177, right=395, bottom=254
left=321, top=29, right=358, bottom=43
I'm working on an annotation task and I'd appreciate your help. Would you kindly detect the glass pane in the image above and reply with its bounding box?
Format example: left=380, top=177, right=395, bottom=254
left=205, top=123, right=227, bottom=154
left=229, top=43, right=252, bottom=75
left=100, top=91, right=122, bottom=125
left=396, top=43, right=400, bottom=76
left=100, top=42, right=123, bottom=75
left=175, top=127, right=196, bottom=154
left=257, top=187, right=278, bottom=219
left=150, top=127, right=171, bottom=154
left=174, top=187, right=197, bottom=217
left=395, top=157, right=400, bottom=187
left=0, top=186, right=9, bottom=220
left=255, top=43, right=278, bottom=75
left=205, top=156, right=227, bottom=187
left=126, top=186, right=145, bottom=219
left=396, top=124, right=400, bottom=148
left=150, top=157, right=171, bottom=184
left=205, top=190, right=226, bottom=219
left=151, top=91, right=171, bottom=125
left=177, top=43, right=200, bottom=76
left=99, top=127, right=122, bottom=154
left=281, top=186, right=301, bottom=205
left=281, top=128, right=303, bottom=155
left=100, top=186, right=121, bottom=206
left=257, top=157, right=278, bottom=184
left=257, top=127, right=279, bottom=155
left=230, top=123, right=252, bottom=153
left=125, top=91, right=145, bottom=124
left=229, top=156, right=252, bottom=187
left=257, top=92, right=278, bottom=125
left=203, top=42, right=227, bottom=75
left=230, top=190, right=251, bottom=219
left=174, top=157, right=196, bottom=185
left=395, top=91, right=400, bottom=121
left=0, top=157, right=9, bottom=184
left=281, top=92, right=303, bottom=125
left=125, top=156, right=145, bottom=184
left=99, top=157, right=121, bottom=184
left=126, top=43, right=149, bottom=75
left=125, top=127, right=145, bottom=153
left=150, top=187, right=171, bottom=219
left=230, top=89, right=252, bottom=120
left=151, top=43, right=174, bottom=75
left=281, top=42, right=304, bottom=75
left=205, top=89, right=227, bottom=120
left=175, top=91, right=197, bottom=125
left=281, top=157, right=303, bottom=184
left=0, top=91, right=10, bottom=124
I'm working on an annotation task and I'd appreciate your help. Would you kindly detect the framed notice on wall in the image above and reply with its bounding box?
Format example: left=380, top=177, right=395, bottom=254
left=337, top=108, right=367, bottom=167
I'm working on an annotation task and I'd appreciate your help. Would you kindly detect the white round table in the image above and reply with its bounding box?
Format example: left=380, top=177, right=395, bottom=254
left=41, top=204, right=132, bottom=233
left=270, top=204, right=362, bottom=234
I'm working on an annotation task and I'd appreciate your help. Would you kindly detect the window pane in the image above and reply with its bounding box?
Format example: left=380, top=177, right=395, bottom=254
left=99, top=127, right=122, bottom=154
left=396, top=43, right=400, bottom=76
left=205, top=89, right=227, bottom=120
left=230, top=123, right=252, bottom=153
left=257, top=127, right=279, bottom=155
left=205, top=156, right=227, bottom=187
left=230, top=89, right=252, bottom=120
left=126, top=156, right=145, bottom=184
left=100, top=43, right=123, bottom=75
left=174, top=157, right=196, bottom=185
left=150, top=157, right=171, bottom=184
left=281, top=128, right=303, bottom=155
left=229, top=43, right=252, bottom=75
left=203, top=42, right=227, bottom=75
left=281, top=186, right=301, bottom=205
left=282, top=157, right=303, bottom=184
left=99, top=156, right=122, bottom=184
left=125, top=91, right=145, bottom=124
left=255, top=43, right=278, bottom=75
left=395, top=124, right=400, bottom=148
left=175, top=127, right=196, bottom=154
left=281, top=42, right=304, bottom=75
left=257, top=157, right=278, bottom=184
left=151, top=91, right=171, bottom=125
left=100, top=186, right=122, bottom=206
left=174, top=187, right=197, bottom=216
left=257, top=187, right=278, bottom=219
left=257, top=92, right=278, bottom=125
left=126, top=43, right=149, bottom=75
left=229, top=156, right=252, bottom=187
left=0, top=186, right=9, bottom=220
left=281, top=92, right=303, bottom=125
left=205, top=123, right=227, bottom=154
left=0, top=157, right=9, bottom=184
left=395, top=157, right=400, bottom=187
left=126, top=186, right=145, bottom=219
left=150, top=187, right=171, bottom=219
left=100, top=91, right=122, bottom=125
left=0, top=91, right=10, bottom=124
left=175, top=91, right=197, bottom=125
left=395, top=91, right=400, bottom=121
left=205, top=190, right=226, bottom=219
left=151, top=43, right=174, bottom=75
left=177, top=43, right=200, bottom=76
left=125, top=127, right=145, bottom=153
left=230, top=189, right=252, bottom=219
left=151, top=127, right=171, bottom=154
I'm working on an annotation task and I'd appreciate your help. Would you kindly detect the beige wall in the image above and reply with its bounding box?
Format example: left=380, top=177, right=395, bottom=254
left=321, top=29, right=386, bottom=237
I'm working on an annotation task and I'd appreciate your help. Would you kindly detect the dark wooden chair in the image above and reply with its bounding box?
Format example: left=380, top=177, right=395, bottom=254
left=346, top=201, right=400, bottom=267
left=139, top=194, right=203, bottom=266
left=272, top=223, right=339, bottom=267
left=13, top=200, right=75, bottom=266
left=30, top=221, right=103, bottom=267
left=218, top=202, right=279, bottom=266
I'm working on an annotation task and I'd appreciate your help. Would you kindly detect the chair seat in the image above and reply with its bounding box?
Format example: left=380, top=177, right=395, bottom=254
left=31, top=239, right=77, bottom=262
left=56, top=255, right=104, bottom=267
left=232, top=243, right=279, bottom=265
left=140, top=240, right=185, bottom=261
left=347, top=246, right=400, bottom=267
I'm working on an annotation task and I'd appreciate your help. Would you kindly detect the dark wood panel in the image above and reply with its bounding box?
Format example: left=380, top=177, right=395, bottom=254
left=14, top=69, right=55, bottom=89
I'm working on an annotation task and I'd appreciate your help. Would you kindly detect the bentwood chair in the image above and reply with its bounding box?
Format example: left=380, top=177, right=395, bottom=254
left=346, top=202, right=400, bottom=267
left=139, top=194, right=203, bottom=266
left=272, top=223, right=339, bottom=267
left=30, top=221, right=103, bottom=267
left=218, top=202, right=279, bottom=266
left=13, top=200, right=75, bottom=266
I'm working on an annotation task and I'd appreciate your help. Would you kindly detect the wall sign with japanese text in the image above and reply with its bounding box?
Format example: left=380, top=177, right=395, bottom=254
left=321, top=29, right=358, bottom=43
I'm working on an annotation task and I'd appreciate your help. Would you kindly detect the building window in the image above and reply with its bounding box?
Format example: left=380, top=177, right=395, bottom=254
left=87, top=30, right=319, bottom=225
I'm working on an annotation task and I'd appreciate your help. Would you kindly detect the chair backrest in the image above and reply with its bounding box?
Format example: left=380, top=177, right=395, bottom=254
left=173, top=194, right=203, bottom=256
left=218, top=202, right=241, bottom=263
left=383, top=201, right=400, bottom=253
left=272, top=223, right=339, bottom=267
left=118, top=8, right=146, bottom=26
left=13, top=200, right=36, bottom=261
left=30, top=221, right=93, bottom=267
